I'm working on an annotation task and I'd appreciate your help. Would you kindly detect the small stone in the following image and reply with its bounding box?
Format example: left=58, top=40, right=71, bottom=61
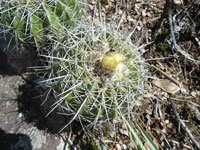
left=90, top=0, right=96, bottom=5
left=102, top=7, right=105, bottom=12
left=101, top=12, right=105, bottom=17
left=196, top=91, right=200, bottom=96
left=196, top=111, right=200, bottom=121
left=161, top=91, right=165, bottom=96
left=142, top=10, right=146, bottom=17
left=136, top=26, right=141, bottom=31
left=147, top=12, right=151, bottom=17
left=116, top=144, right=121, bottom=150
left=105, top=5, right=110, bottom=9
left=160, top=136, right=164, bottom=140
left=119, top=129, right=129, bottom=137
left=153, top=79, right=180, bottom=95
left=165, top=120, right=169, bottom=124
left=118, top=10, right=123, bottom=15
left=180, top=88, right=187, bottom=94
left=127, top=16, right=134, bottom=23
left=167, top=122, right=173, bottom=128
left=19, top=113, right=23, bottom=118
left=191, top=91, right=197, bottom=97
left=173, top=0, right=182, bottom=4
left=89, top=4, right=93, bottom=10
left=122, top=144, right=127, bottom=149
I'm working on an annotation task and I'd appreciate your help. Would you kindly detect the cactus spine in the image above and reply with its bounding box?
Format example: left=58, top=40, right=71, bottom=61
left=46, top=20, right=146, bottom=131
left=0, top=0, right=83, bottom=49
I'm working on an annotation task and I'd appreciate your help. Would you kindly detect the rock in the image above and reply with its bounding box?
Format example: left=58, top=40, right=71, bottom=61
left=180, top=88, right=187, bottom=95
left=153, top=79, right=180, bottom=95
left=142, top=10, right=147, bottom=17
left=119, top=129, right=129, bottom=137
left=116, top=143, right=121, bottom=150
left=127, top=16, right=135, bottom=23
left=118, top=10, right=123, bottom=15
left=167, top=123, right=173, bottom=129
left=136, top=26, right=141, bottom=31
left=147, top=12, right=152, bottom=17
left=121, top=144, right=127, bottom=149
left=105, top=5, right=110, bottom=10
left=89, top=4, right=94, bottom=10
left=90, top=0, right=96, bottom=5
left=0, top=75, right=68, bottom=150
left=165, top=120, right=169, bottom=124
left=173, top=0, right=182, bottom=4
left=191, top=91, right=197, bottom=98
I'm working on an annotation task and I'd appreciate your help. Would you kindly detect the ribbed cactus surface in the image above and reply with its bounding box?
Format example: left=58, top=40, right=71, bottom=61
left=46, top=21, right=146, bottom=131
left=0, top=0, right=83, bottom=48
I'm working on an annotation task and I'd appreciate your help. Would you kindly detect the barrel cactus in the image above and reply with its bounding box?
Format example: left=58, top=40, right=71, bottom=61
left=0, top=0, right=83, bottom=48
left=45, top=20, right=146, bottom=132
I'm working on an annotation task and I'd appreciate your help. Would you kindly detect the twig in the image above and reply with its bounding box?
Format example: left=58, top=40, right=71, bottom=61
left=59, top=131, right=77, bottom=150
left=151, top=65, right=182, bottom=87
left=160, top=132, right=172, bottom=149
left=169, top=98, right=200, bottom=150
left=169, top=139, right=193, bottom=150
left=168, top=8, right=200, bottom=64
left=124, top=123, right=138, bottom=150
left=171, top=97, right=200, bottom=108
left=138, top=117, right=164, bottom=150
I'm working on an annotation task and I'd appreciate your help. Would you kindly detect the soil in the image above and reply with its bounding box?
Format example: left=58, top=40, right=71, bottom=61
left=0, top=0, right=200, bottom=150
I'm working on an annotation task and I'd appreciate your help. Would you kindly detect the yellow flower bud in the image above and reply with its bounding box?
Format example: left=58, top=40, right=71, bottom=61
left=101, top=52, right=125, bottom=71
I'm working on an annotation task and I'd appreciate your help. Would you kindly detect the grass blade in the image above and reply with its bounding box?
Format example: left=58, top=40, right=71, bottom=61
left=121, top=115, right=146, bottom=150
left=136, top=122, right=159, bottom=150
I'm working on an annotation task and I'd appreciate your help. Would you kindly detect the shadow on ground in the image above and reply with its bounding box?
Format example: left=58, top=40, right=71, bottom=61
left=16, top=80, right=70, bottom=134
left=0, top=39, right=69, bottom=133
left=0, top=34, right=98, bottom=149
left=16, top=81, right=96, bottom=149
left=0, top=128, right=32, bottom=150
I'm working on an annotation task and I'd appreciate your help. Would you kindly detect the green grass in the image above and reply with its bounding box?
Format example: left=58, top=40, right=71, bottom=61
left=120, top=114, right=159, bottom=150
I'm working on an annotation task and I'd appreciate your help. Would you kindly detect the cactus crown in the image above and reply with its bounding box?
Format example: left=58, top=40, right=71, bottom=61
left=45, top=20, right=146, bottom=131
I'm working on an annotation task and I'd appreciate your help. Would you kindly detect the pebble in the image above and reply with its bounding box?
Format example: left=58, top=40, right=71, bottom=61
left=102, top=7, right=105, bottom=12
left=147, top=12, right=152, bottom=17
left=19, top=113, right=23, bottom=118
left=196, top=111, right=200, bottom=121
left=89, top=4, right=93, bottom=10
left=161, top=141, right=165, bottom=147
left=90, top=0, right=96, bottom=5
left=173, top=0, right=182, bottom=4
left=180, top=88, right=187, bottom=94
left=136, top=26, right=141, bottom=31
left=105, top=5, right=110, bottom=10
left=165, top=120, right=169, bottom=124
left=167, top=122, right=173, bottom=128
left=119, top=129, right=129, bottom=137
left=116, top=144, right=121, bottom=150
left=196, top=91, right=200, bottom=96
left=142, top=10, right=146, bottom=17
left=121, top=144, right=127, bottom=149
left=127, top=16, right=135, bottom=23
left=191, top=91, right=197, bottom=97
left=161, top=128, right=167, bottom=134
left=118, top=10, right=123, bottom=15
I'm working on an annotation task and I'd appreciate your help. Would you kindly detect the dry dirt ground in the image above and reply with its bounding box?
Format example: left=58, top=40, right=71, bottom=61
left=0, top=0, right=200, bottom=150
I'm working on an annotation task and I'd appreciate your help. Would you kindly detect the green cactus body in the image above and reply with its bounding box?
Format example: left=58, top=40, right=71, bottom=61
left=46, top=22, right=146, bottom=131
left=30, top=12, right=43, bottom=46
left=12, top=10, right=25, bottom=42
left=0, top=0, right=83, bottom=48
